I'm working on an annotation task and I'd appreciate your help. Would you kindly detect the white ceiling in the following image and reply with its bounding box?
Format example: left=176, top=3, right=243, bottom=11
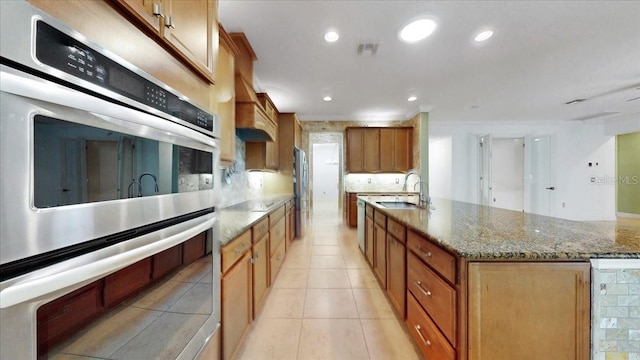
left=218, top=1, right=640, bottom=124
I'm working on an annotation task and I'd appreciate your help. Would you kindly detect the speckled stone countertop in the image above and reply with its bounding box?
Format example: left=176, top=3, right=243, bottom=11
left=219, top=195, right=294, bottom=246
left=359, top=196, right=640, bottom=260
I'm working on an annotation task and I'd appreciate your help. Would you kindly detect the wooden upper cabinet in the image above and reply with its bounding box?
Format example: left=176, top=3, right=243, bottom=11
left=114, top=0, right=217, bottom=83
left=278, top=113, right=302, bottom=174
left=346, top=127, right=412, bottom=173
left=346, top=128, right=365, bottom=172
left=380, top=128, right=413, bottom=172
left=217, top=25, right=238, bottom=164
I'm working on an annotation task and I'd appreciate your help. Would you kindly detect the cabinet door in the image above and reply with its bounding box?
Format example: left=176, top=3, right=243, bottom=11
left=217, top=32, right=236, bottom=163
left=348, top=194, right=358, bottom=227
left=373, top=222, right=386, bottom=287
left=266, top=140, right=279, bottom=170
left=346, top=128, right=364, bottom=172
left=394, top=128, right=412, bottom=171
left=379, top=128, right=394, bottom=171
left=252, top=233, right=269, bottom=319
left=386, top=235, right=406, bottom=318
left=363, top=129, right=380, bottom=172
left=116, top=0, right=161, bottom=32
left=222, top=252, right=252, bottom=360
left=468, top=262, right=590, bottom=360
left=163, top=0, right=216, bottom=82
left=365, top=215, right=374, bottom=266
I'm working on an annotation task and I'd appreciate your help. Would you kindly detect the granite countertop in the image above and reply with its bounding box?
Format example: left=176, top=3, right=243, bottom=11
left=359, top=196, right=640, bottom=260
left=219, top=194, right=294, bottom=246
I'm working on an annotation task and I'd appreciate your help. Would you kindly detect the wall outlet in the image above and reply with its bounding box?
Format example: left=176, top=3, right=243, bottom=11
left=368, top=178, right=371, bottom=184
left=395, top=178, right=399, bottom=184
left=562, top=202, right=566, bottom=208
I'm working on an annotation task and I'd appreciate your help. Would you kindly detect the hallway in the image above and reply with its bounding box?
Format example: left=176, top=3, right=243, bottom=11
left=235, top=200, right=420, bottom=360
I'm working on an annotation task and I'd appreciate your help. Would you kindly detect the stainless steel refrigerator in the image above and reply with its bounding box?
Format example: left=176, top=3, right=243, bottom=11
left=293, top=147, right=308, bottom=238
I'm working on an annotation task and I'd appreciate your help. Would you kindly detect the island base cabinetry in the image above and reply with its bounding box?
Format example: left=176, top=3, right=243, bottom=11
left=406, top=293, right=456, bottom=360
left=467, top=262, right=591, bottom=360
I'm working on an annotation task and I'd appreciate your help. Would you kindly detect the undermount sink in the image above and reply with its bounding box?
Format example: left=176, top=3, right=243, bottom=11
left=376, top=201, right=419, bottom=209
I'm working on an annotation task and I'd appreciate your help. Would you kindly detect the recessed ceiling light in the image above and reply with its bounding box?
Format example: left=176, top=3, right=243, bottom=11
left=474, top=30, right=494, bottom=42
left=324, top=31, right=339, bottom=43
left=400, top=19, right=437, bottom=42
left=534, top=138, right=541, bottom=142
left=323, top=96, right=332, bottom=102
left=407, top=96, right=417, bottom=102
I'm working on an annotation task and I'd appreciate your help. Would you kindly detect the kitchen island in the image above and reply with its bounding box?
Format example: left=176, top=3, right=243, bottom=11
left=359, top=195, right=640, bottom=360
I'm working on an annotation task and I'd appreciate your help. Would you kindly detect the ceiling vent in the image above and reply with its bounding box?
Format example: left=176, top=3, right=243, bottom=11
left=565, top=98, right=587, bottom=105
left=566, top=111, right=619, bottom=121
left=357, top=43, right=379, bottom=57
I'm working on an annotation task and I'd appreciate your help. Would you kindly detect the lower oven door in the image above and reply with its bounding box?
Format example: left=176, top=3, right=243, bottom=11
left=0, top=211, right=220, bottom=359
left=0, top=64, right=220, bottom=273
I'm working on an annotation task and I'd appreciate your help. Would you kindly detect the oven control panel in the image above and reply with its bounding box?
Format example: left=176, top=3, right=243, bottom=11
left=34, top=21, right=214, bottom=135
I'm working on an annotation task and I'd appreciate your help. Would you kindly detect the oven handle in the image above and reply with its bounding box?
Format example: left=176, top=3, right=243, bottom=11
left=0, top=215, right=217, bottom=308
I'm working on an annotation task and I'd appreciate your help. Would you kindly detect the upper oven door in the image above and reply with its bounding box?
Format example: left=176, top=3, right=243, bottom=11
left=0, top=64, right=220, bottom=267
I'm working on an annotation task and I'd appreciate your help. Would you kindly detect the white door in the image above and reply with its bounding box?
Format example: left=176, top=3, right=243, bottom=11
left=491, top=138, right=525, bottom=211
left=527, top=136, right=555, bottom=216
left=478, top=135, right=492, bottom=207
left=312, top=143, right=340, bottom=206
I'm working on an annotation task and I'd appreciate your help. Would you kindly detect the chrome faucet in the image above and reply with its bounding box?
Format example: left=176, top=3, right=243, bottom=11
left=138, top=172, right=159, bottom=197
left=402, top=169, right=422, bottom=192
left=127, top=180, right=139, bottom=198
left=414, top=181, right=431, bottom=208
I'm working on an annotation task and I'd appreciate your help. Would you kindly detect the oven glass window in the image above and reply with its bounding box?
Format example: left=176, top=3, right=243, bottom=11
left=33, top=115, right=214, bottom=208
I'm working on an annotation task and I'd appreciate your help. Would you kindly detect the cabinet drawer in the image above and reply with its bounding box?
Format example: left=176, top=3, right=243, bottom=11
left=387, top=218, right=406, bottom=243
left=406, top=293, right=455, bottom=360
left=253, top=217, right=269, bottom=243
left=407, top=230, right=456, bottom=284
left=374, top=210, right=387, bottom=228
left=270, top=240, right=286, bottom=284
left=183, top=232, right=206, bottom=265
left=366, top=204, right=374, bottom=217
left=222, top=230, right=252, bottom=273
left=152, top=244, right=182, bottom=279
left=270, top=217, right=286, bottom=256
left=407, top=251, right=456, bottom=344
left=269, top=205, right=285, bottom=225
left=37, top=282, right=103, bottom=351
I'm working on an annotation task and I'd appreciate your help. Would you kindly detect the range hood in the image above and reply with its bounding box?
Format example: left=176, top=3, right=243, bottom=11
left=230, top=32, right=277, bottom=142
left=235, top=74, right=276, bottom=142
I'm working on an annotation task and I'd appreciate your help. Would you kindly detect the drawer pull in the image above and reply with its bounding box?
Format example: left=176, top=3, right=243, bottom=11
left=417, top=245, right=432, bottom=257
left=235, top=242, right=249, bottom=255
left=415, top=281, right=432, bottom=296
left=414, top=325, right=431, bottom=346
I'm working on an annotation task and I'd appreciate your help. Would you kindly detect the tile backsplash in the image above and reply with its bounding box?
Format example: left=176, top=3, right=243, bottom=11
left=344, top=173, right=421, bottom=193
left=592, top=259, right=640, bottom=360
left=219, top=137, right=263, bottom=208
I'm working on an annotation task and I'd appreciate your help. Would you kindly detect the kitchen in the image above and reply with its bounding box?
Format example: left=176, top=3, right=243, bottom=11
left=0, top=1, right=639, bottom=360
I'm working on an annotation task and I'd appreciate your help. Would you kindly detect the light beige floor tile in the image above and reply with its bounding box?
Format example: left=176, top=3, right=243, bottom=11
left=171, top=260, right=211, bottom=283
left=310, top=255, right=346, bottom=269
left=361, top=319, right=421, bottom=360
left=282, top=252, right=311, bottom=269
left=127, top=279, right=194, bottom=311
left=312, top=245, right=342, bottom=256
left=303, top=288, right=359, bottom=318
left=237, top=319, right=302, bottom=360
left=49, top=306, right=162, bottom=358
left=348, top=269, right=380, bottom=288
left=110, top=312, right=208, bottom=359
left=260, top=288, right=306, bottom=318
left=308, top=269, right=351, bottom=288
left=312, top=237, right=339, bottom=245
left=167, top=283, right=213, bottom=314
left=272, top=268, right=309, bottom=289
left=353, top=288, right=396, bottom=319
left=297, top=319, right=369, bottom=360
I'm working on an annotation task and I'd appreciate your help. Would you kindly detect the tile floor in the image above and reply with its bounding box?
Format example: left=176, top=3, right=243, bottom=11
left=235, top=200, right=420, bottom=360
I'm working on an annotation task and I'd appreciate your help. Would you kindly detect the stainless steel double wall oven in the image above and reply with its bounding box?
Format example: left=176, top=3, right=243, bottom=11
left=1, top=2, right=221, bottom=359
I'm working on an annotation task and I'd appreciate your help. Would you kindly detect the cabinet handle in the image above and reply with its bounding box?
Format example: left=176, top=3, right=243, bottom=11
left=152, top=3, right=164, bottom=17
left=254, top=251, right=259, bottom=259
left=415, top=281, right=432, bottom=297
left=417, top=245, right=432, bottom=257
left=164, top=15, right=175, bottom=29
left=414, top=325, right=431, bottom=346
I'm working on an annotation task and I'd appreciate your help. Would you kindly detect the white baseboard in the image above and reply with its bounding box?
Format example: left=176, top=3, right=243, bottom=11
left=617, top=212, right=640, bottom=219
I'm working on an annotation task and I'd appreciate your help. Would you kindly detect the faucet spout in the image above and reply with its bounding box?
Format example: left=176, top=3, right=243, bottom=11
left=138, top=173, right=159, bottom=197
left=403, top=169, right=422, bottom=192
left=414, top=181, right=431, bottom=209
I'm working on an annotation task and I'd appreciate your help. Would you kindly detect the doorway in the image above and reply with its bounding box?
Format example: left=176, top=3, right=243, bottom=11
left=527, top=136, right=555, bottom=216
left=309, top=132, right=343, bottom=216
left=478, top=136, right=526, bottom=212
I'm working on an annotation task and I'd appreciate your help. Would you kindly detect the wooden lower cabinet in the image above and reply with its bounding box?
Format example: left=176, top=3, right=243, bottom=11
left=221, top=251, right=252, bottom=360
left=152, top=244, right=182, bottom=279
left=407, top=293, right=456, bottom=360
left=365, top=214, right=374, bottom=266
left=104, top=258, right=151, bottom=307
left=252, top=233, right=269, bottom=318
left=467, top=262, right=591, bottom=360
left=386, top=234, right=406, bottom=318
left=347, top=193, right=358, bottom=227
left=373, top=221, right=386, bottom=287
left=270, top=239, right=286, bottom=284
